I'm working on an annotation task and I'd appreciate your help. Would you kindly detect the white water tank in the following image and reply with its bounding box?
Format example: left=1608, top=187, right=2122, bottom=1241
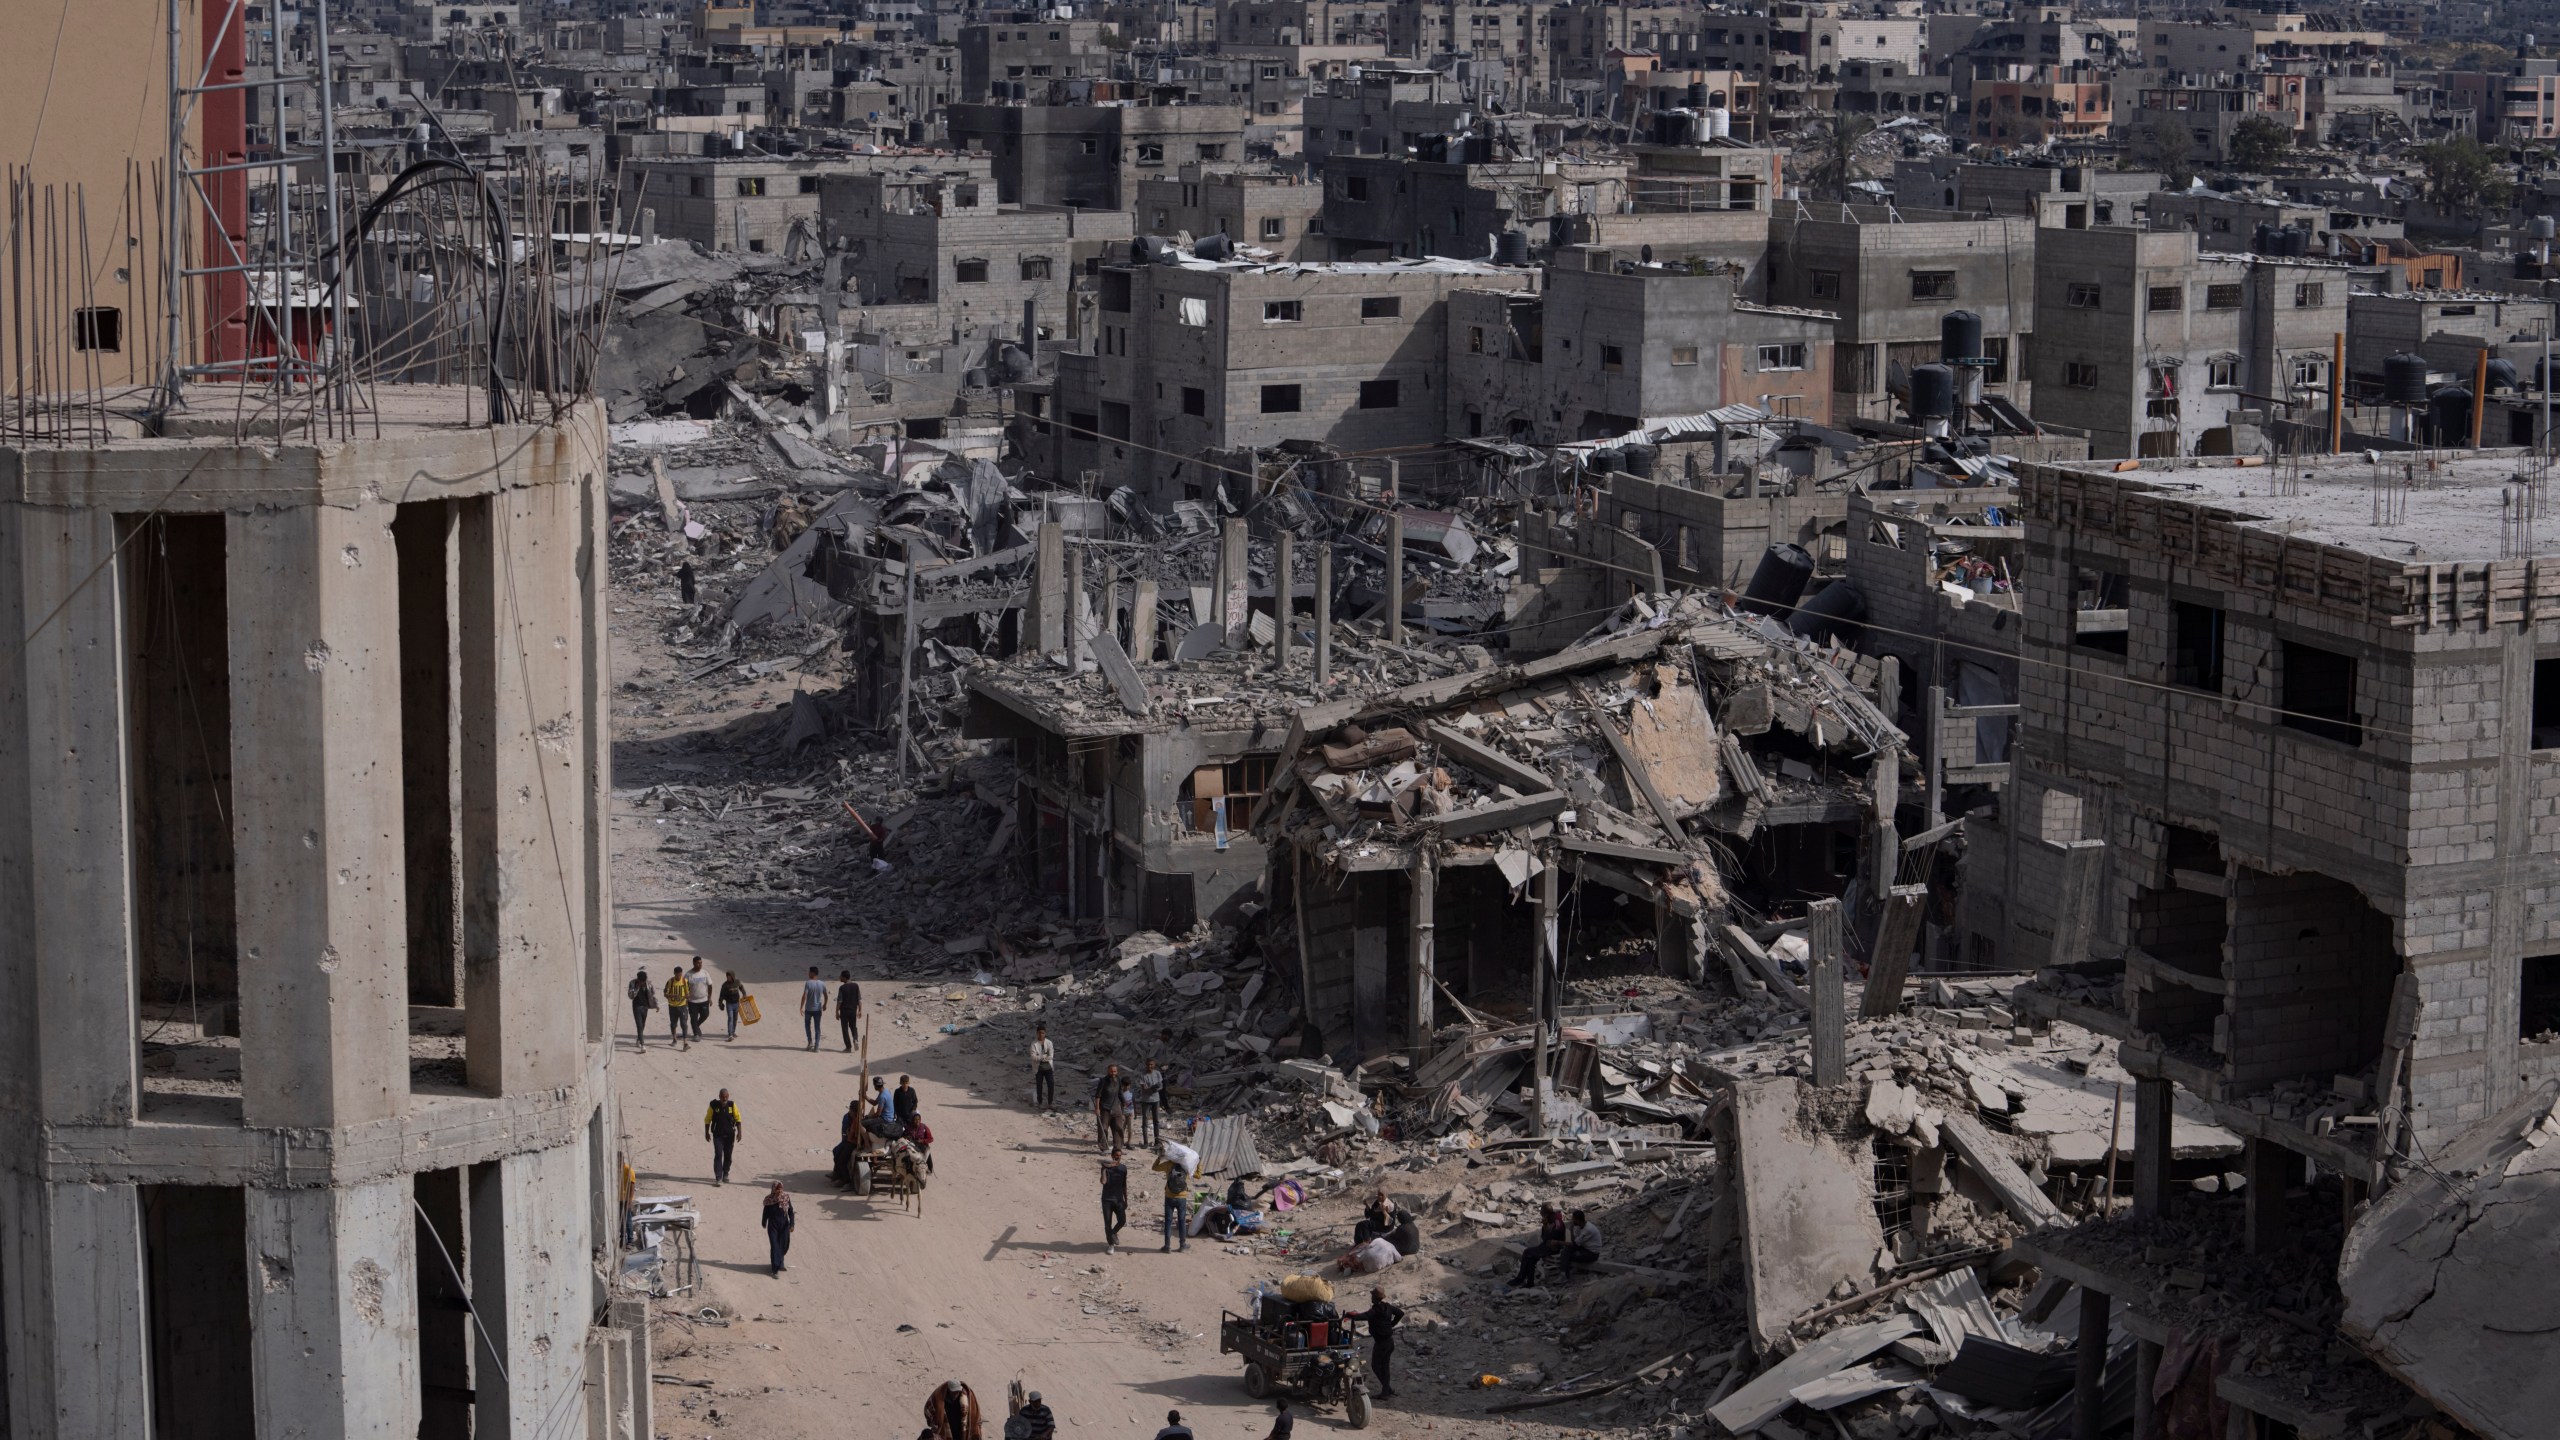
left=1706, top=107, right=1731, bottom=139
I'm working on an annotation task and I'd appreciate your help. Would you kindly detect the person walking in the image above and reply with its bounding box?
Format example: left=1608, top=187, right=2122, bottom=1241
left=704, top=1088, right=744, bottom=1185
left=627, top=968, right=658, bottom=1047
left=835, top=971, right=863, bottom=1052
left=685, top=957, right=713, bottom=1042
left=1100, top=1147, right=1129, bottom=1251
left=663, top=969, right=694, bottom=1050
left=1151, top=1150, right=1191, bottom=1253
left=1092, top=1065, right=1130, bottom=1152
left=1029, top=1025, right=1056, bottom=1110
left=893, top=1074, right=920, bottom=1127
left=718, top=972, right=746, bottom=1041
left=760, top=1182, right=795, bottom=1274
left=922, top=1380, right=983, bottom=1440
left=1153, top=1410, right=1193, bottom=1440
left=1136, top=1059, right=1167, bottom=1146
left=799, top=966, right=827, bottom=1051
left=1347, top=1287, right=1405, bottom=1399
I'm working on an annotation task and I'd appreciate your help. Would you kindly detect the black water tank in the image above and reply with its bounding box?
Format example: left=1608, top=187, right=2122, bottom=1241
left=2489, top=358, right=2521, bottom=393
left=1621, top=442, right=1660, bottom=479
left=2253, top=222, right=2278, bottom=254
left=1686, top=81, right=1708, bottom=108
left=1787, top=579, right=1868, bottom=645
left=1494, top=230, right=1531, bottom=265
left=2383, top=352, right=2430, bottom=406
left=2541, top=356, right=2557, bottom=392
left=1910, top=363, right=1956, bottom=420
left=1193, top=232, right=1233, bottom=261
left=2431, top=385, right=2475, bottom=445
left=1738, top=543, right=1814, bottom=617
left=1941, top=310, right=1983, bottom=364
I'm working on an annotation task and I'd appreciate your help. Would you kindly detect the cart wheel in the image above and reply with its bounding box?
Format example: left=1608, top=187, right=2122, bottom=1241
left=1242, top=1365, right=1271, bottom=1400
left=1345, top=1389, right=1371, bottom=1429
left=853, top=1160, right=873, bottom=1197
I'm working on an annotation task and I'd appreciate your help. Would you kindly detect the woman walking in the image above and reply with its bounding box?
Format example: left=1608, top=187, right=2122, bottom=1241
left=761, top=1182, right=796, bottom=1275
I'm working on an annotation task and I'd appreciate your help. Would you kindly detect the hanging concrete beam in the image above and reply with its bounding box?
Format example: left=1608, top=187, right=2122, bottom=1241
left=2073, top=1287, right=2111, bottom=1440
left=1385, top=511, right=1405, bottom=642
left=1313, top=545, right=1333, bottom=687
left=2132, top=1077, right=2173, bottom=1220
left=1272, top=528, right=1293, bottom=674
left=1130, top=577, right=1158, bottom=663
left=1408, top=852, right=1436, bottom=1053
left=1217, top=519, right=1249, bottom=647
left=1860, top=884, right=1929, bottom=1017
left=1030, top=520, right=1066, bottom=654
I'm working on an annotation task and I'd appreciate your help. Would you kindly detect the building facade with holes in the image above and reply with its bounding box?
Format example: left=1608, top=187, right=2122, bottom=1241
left=1992, top=452, right=2560, bottom=1167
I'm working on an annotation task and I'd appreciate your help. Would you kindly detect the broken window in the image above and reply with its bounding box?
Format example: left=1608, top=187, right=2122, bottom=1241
left=1260, top=383, right=1301, bottom=413
left=736, top=176, right=766, bottom=196
left=2067, top=282, right=2102, bottom=309
left=124, top=514, right=237, bottom=1019
left=1910, top=270, right=1955, bottom=300
left=2065, top=361, right=2099, bottom=388
left=1262, top=299, right=1302, bottom=322
left=1358, top=379, right=1399, bottom=409
left=1182, top=754, right=1276, bottom=834
left=2172, top=600, right=2224, bottom=692
left=2071, top=566, right=2129, bottom=655
left=2207, top=357, right=2239, bottom=389
left=1601, top=343, right=1625, bottom=372
left=1808, top=269, right=1841, bottom=299
left=2536, top=658, right=2560, bottom=748
left=1670, top=344, right=1699, bottom=366
left=1019, top=255, right=1052, bottom=280
left=954, top=258, right=990, bottom=283
left=2526, top=955, right=2560, bottom=1041
left=1359, top=295, right=1401, bottom=319
left=2281, top=639, right=2360, bottom=747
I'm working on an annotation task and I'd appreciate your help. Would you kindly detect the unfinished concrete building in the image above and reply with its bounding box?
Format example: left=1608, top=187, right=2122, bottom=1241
left=947, top=100, right=1252, bottom=211
left=1132, top=164, right=1328, bottom=261
left=1997, top=451, right=2560, bottom=1151
left=818, top=168, right=1132, bottom=343
left=0, top=397, right=637, bottom=1439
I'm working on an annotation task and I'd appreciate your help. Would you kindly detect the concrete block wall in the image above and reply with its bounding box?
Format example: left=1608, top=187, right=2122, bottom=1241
left=2007, top=458, right=2560, bottom=1145
left=0, top=407, right=631, bottom=1440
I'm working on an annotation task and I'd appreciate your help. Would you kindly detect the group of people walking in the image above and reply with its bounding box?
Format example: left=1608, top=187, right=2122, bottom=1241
left=625, top=962, right=866, bottom=1053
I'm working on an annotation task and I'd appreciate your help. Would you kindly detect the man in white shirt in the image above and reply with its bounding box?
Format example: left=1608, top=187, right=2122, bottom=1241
left=800, top=967, right=828, bottom=1051
left=1030, top=1024, right=1057, bottom=1109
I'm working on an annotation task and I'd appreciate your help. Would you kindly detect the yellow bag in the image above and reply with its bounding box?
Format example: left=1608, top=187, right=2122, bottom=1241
left=1279, top=1274, right=1334, bottom=1303
left=739, top=994, right=762, bottom=1026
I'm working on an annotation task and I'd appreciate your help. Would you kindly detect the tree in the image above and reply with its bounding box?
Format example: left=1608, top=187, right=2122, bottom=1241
left=2133, top=118, right=2197, bottom=189
left=2229, top=115, right=2291, bottom=172
left=2417, top=134, right=2516, bottom=216
left=1798, top=114, right=1878, bottom=202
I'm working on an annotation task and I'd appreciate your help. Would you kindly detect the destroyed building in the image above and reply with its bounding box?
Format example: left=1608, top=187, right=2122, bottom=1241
left=1046, top=252, right=1536, bottom=507
left=1766, top=210, right=2038, bottom=425
left=818, top=167, right=1134, bottom=341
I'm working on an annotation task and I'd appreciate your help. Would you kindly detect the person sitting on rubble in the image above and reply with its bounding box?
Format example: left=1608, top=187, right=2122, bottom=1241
left=1353, top=1192, right=1399, bottom=1248
left=1506, top=1204, right=1570, bottom=1289
left=921, top=1380, right=983, bottom=1440
left=1513, top=1209, right=1602, bottom=1286
left=1334, top=1234, right=1402, bottom=1276
left=1198, top=1176, right=1270, bottom=1240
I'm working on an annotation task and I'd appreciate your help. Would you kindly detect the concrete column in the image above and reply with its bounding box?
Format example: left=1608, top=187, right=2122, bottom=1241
left=0, top=506, right=139, bottom=1124
left=2242, top=1138, right=2291, bottom=1254
left=1809, top=898, right=1846, bottom=1087
left=2131, top=1337, right=2162, bottom=1440
left=472, top=1145, right=594, bottom=1439
left=461, top=486, right=589, bottom=1098
left=246, top=1179, right=421, bottom=1439
left=1030, top=521, right=1066, bottom=654
left=1216, top=519, right=1249, bottom=647
left=1067, top=541, right=1088, bottom=664
left=0, top=1174, right=152, bottom=1438
left=2487, top=631, right=2533, bottom=1114
left=2131, top=1077, right=2173, bottom=1219
left=229, top=504, right=411, bottom=1128
left=2072, top=1286, right=2110, bottom=1440
left=1408, top=853, right=1435, bottom=1052
left=610, top=1298, right=654, bottom=1440
left=1271, top=529, right=1293, bottom=673
left=1313, top=545, right=1332, bottom=687
left=1384, top=511, right=1405, bottom=642
left=1129, top=579, right=1157, bottom=663
left=581, top=471, right=615, bottom=1048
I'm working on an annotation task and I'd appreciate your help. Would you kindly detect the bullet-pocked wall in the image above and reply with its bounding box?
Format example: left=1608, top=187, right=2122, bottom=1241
left=0, top=402, right=637, bottom=1440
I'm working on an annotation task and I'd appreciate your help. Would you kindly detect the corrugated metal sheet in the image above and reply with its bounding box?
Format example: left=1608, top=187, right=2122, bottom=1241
left=1186, top=1115, right=1264, bottom=1177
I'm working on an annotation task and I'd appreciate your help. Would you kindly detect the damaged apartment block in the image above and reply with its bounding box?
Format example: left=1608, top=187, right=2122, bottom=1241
left=1995, top=451, right=2560, bottom=1440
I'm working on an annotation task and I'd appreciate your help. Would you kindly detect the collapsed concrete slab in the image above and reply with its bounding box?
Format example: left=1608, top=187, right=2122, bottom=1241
left=2339, top=1080, right=2560, bottom=1440
left=1725, top=1077, right=1885, bottom=1350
